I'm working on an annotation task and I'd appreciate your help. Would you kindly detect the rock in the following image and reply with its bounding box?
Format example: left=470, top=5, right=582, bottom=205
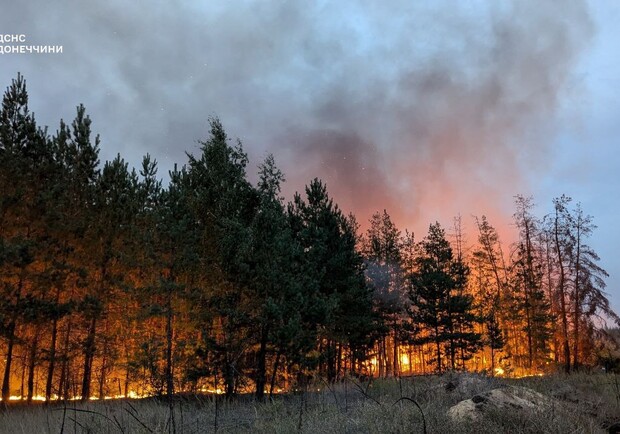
left=448, top=386, right=557, bottom=422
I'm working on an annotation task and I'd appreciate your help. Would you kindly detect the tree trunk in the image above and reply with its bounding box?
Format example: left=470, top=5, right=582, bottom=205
left=377, top=339, right=383, bottom=378
left=98, top=350, right=107, bottom=399
left=525, top=300, right=533, bottom=370
left=408, top=347, right=413, bottom=375
left=59, top=321, right=72, bottom=400
left=327, top=340, right=336, bottom=382
left=1, top=321, right=16, bottom=402
left=45, top=316, right=59, bottom=401
left=573, top=221, right=582, bottom=370
left=255, top=324, right=269, bottom=399
left=165, top=288, right=174, bottom=400
left=81, top=317, right=97, bottom=401
left=2, top=272, right=24, bottom=403
left=393, top=333, right=398, bottom=376
left=124, top=366, right=130, bottom=398
left=435, top=323, right=442, bottom=374
left=382, top=338, right=389, bottom=377
left=554, top=210, right=571, bottom=373
left=337, top=342, right=343, bottom=380
left=224, top=356, right=235, bottom=397
left=269, top=350, right=282, bottom=398
left=544, top=235, right=559, bottom=362
left=27, top=333, right=39, bottom=403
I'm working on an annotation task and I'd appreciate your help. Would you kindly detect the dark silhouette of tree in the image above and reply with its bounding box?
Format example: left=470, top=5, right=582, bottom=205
left=289, top=179, right=375, bottom=382
left=0, top=74, right=53, bottom=403
left=409, top=223, right=480, bottom=372
left=363, top=210, right=407, bottom=377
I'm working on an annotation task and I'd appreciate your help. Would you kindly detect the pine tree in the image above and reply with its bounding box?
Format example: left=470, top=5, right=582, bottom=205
left=226, top=154, right=304, bottom=397
left=472, top=216, right=508, bottom=373
left=550, top=195, right=573, bottom=372
left=363, top=210, right=406, bottom=376
left=289, top=179, right=375, bottom=381
left=0, top=74, right=53, bottom=402
left=511, top=196, right=553, bottom=372
left=80, top=154, right=138, bottom=400
left=409, top=223, right=480, bottom=372
left=486, top=313, right=504, bottom=375
left=553, top=200, right=620, bottom=369
left=54, top=107, right=101, bottom=401
left=185, top=118, right=256, bottom=397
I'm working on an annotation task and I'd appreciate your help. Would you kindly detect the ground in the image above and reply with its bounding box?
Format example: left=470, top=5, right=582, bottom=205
left=1, top=372, right=619, bottom=433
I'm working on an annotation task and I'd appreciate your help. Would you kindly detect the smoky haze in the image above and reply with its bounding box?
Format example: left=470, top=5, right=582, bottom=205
left=0, top=0, right=593, bottom=236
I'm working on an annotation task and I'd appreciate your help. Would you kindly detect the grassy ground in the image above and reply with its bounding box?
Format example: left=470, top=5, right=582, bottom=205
left=1, top=372, right=619, bottom=433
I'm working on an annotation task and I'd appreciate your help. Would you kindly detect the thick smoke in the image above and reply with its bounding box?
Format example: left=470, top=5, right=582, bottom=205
left=0, top=0, right=593, bottom=236
left=274, top=1, right=594, bottom=235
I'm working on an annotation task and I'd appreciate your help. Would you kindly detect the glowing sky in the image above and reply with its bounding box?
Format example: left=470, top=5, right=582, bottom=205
left=1, top=1, right=619, bottom=313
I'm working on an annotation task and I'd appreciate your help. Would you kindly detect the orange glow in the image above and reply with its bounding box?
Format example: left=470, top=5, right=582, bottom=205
left=199, top=387, right=225, bottom=395
left=400, top=353, right=410, bottom=368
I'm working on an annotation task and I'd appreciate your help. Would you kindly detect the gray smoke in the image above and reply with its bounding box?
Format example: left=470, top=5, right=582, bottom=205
left=0, top=0, right=593, bottom=233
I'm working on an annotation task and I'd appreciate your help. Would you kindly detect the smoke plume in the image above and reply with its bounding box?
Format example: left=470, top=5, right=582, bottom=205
left=0, top=0, right=594, bottom=237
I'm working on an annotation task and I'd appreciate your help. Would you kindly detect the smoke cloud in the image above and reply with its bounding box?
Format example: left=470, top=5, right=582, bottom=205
left=0, top=0, right=594, bottom=238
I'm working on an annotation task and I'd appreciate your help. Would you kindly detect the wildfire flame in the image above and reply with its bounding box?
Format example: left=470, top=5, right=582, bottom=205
left=400, top=354, right=410, bottom=368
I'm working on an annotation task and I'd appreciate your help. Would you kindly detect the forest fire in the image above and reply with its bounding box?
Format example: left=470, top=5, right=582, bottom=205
left=0, top=74, right=618, bottom=404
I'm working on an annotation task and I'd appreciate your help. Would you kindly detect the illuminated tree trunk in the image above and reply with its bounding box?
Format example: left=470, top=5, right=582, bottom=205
left=543, top=233, right=559, bottom=362
left=165, top=285, right=174, bottom=399
left=377, top=340, right=384, bottom=377
left=58, top=320, right=73, bottom=400
left=2, top=272, right=23, bottom=403
left=46, top=278, right=65, bottom=402
left=435, top=322, right=442, bottom=374
left=45, top=316, right=59, bottom=401
left=393, top=334, right=398, bottom=376
left=383, top=340, right=390, bottom=377
left=81, top=317, right=97, bottom=400
left=255, top=324, right=269, bottom=398
left=124, top=365, right=130, bottom=398
left=337, top=342, right=343, bottom=380
left=525, top=302, right=533, bottom=369
left=268, top=350, right=282, bottom=398
left=408, top=347, right=413, bottom=375
left=26, top=331, right=39, bottom=403
left=327, top=340, right=336, bottom=382
left=98, top=347, right=107, bottom=399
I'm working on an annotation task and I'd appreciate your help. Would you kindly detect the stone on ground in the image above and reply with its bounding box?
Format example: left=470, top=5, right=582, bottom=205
left=448, top=385, right=557, bottom=422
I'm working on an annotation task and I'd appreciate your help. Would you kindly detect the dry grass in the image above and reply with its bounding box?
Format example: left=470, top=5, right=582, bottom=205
left=1, top=372, right=619, bottom=433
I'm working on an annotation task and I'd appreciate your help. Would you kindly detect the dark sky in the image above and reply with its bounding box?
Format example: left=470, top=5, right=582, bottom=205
left=2, top=0, right=620, bottom=313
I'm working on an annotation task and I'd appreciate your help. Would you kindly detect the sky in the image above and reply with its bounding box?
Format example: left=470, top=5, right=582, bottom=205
left=1, top=1, right=619, bottom=314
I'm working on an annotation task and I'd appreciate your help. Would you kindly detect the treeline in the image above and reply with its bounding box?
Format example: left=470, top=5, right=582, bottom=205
left=0, top=74, right=618, bottom=403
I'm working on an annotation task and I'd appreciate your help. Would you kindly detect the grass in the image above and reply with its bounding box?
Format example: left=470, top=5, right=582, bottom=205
left=1, top=372, right=619, bottom=433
